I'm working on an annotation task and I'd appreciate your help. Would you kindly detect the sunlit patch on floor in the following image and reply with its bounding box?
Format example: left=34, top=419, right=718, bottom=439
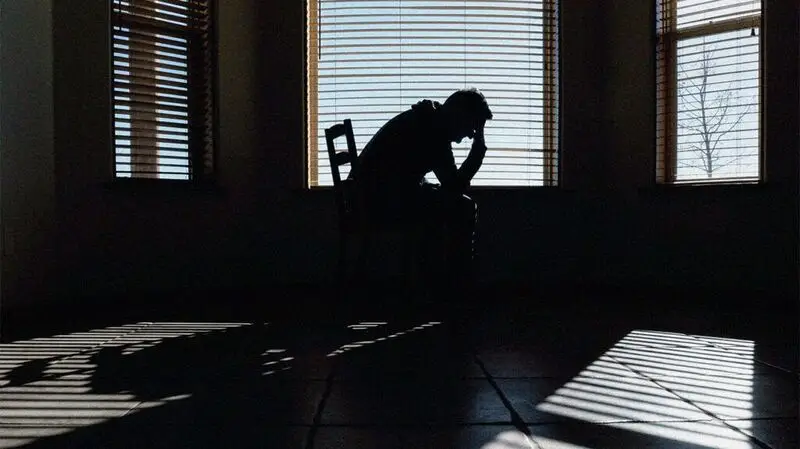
left=525, top=436, right=590, bottom=449
left=327, top=321, right=442, bottom=357
left=347, top=321, right=388, bottom=331
left=0, top=322, right=250, bottom=448
left=480, top=430, right=536, bottom=449
left=535, top=330, right=756, bottom=448
left=262, top=350, right=295, bottom=376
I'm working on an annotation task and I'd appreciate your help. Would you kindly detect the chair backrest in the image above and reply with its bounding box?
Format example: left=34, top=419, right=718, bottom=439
left=324, top=119, right=361, bottom=223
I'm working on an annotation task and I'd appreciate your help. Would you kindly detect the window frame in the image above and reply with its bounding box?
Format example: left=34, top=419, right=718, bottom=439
left=109, top=0, right=218, bottom=182
left=656, top=0, right=763, bottom=185
left=304, top=0, right=561, bottom=189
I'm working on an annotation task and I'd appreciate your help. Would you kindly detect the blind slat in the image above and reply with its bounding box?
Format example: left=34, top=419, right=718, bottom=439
left=112, top=0, right=209, bottom=27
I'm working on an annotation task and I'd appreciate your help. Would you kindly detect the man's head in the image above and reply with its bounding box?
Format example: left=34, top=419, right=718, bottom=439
left=441, top=88, right=493, bottom=143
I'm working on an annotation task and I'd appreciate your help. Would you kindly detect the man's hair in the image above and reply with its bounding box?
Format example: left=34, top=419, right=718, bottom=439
left=443, top=88, right=493, bottom=121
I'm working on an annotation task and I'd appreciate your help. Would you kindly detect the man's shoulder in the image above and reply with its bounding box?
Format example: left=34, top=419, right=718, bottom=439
left=370, top=108, right=427, bottom=142
left=361, top=99, right=444, bottom=154
left=393, top=99, right=440, bottom=127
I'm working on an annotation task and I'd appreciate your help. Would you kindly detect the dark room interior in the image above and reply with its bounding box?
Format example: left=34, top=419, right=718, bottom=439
left=0, top=0, right=798, bottom=448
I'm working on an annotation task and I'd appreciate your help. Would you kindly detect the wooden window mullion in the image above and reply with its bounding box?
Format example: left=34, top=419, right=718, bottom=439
left=307, top=0, right=320, bottom=187
left=657, top=0, right=678, bottom=183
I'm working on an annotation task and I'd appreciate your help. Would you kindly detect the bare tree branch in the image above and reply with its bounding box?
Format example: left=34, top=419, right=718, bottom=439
left=712, top=156, right=746, bottom=171
left=710, top=105, right=749, bottom=152
left=675, top=43, right=753, bottom=178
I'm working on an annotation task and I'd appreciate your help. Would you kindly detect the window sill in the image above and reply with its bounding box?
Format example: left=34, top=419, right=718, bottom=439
left=468, top=185, right=563, bottom=192
left=293, top=186, right=570, bottom=203
left=297, top=185, right=563, bottom=192
left=644, top=180, right=764, bottom=190
left=637, top=180, right=784, bottom=197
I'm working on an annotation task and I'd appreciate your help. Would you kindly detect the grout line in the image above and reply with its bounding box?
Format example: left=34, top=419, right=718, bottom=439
left=470, top=350, right=542, bottom=449
left=680, top=334, right=794, bottom=449
left=685, top=334, right=795, bottom=376
left=609, top=354, right=773, bottom=449
left=301, top=316, right=424, bottom=448
left=753, top=360, right=795, bottom=376
left=309, top=422, right=517, bottom=428
left=303, top=354, right=339, bottom=449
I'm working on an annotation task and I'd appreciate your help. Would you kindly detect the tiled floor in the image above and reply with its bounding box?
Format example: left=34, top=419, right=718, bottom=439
left=0, top=290, right=797, bottom=448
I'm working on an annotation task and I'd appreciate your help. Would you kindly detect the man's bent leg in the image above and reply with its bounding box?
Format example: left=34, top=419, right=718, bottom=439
left=444, top=194, right=478, bottom=284
left=401, top=188, right=478, bottom=306
left=428, top=192, right=478, bottom=323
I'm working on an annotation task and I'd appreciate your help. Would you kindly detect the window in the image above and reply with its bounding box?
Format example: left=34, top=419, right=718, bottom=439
left=112, top=0, right=215, bottom=180
left=656, top=0, right=761, bottom=184
left=307, top=0, right=559, bottom=187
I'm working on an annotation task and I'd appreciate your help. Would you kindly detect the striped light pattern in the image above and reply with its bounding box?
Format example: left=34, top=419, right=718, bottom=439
left=535, top=330, right=756, bottom=448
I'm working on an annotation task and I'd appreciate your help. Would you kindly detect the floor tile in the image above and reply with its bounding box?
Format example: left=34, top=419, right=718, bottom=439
left=333, top=351, right=484, bottom=380
left=477, top=349, right=634, bottom=379
left=0, top=426, right=101, bottom=449
left=399, top=426, right=536, bottom=449
left=725, top=418, right=799, bottom=449
left=621, top=330, right=721, bottom=349
left=652, top=374, right=797, bottom=420
left=684, top=336, right=796, bottom=375
left=0, top=390, right=138, bottom=426
left=0, top=396, right=309, bottom=448
left=528, top=420, right=760, bottom=449
left=753, top=345, right=798, bottom=375
left=331, top=330, right=482, bottom=379
left=320, top=378, right=510, bottom=425
left=471, top=322, right=627, bottom=355
left=311, top=426, right=402, bottom=449
left=609, top=341, right=767, bottom=382
left=499, top=375, right=714, bottom=425
left=134, top=379, right=326, bottom=425
left=279, top=349, right=336, bottom=380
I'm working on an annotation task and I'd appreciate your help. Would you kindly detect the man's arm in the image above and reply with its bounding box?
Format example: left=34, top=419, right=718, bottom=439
left=456, top=121, right=487, bottom=186
left=434, top=120, right=487, bottom=193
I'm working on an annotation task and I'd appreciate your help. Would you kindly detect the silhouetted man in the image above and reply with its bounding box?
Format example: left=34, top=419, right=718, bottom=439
left=349, top=88, right=493, bottom=294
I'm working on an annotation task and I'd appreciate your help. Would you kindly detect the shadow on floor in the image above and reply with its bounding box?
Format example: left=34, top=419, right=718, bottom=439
left=1, top=287, right=796, bottom=449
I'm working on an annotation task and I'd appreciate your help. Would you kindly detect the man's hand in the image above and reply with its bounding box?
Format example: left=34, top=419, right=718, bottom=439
left=472, top=119, right=487, bottom=152
left=478, top=118, right=487, bottom=136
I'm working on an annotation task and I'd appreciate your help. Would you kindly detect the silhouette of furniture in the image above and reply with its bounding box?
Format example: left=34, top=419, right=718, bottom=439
left=324, top=119, right=427, bottom=298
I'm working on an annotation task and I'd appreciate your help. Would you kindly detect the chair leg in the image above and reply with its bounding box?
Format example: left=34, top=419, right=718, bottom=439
left=343, top=232, right=368, bottom=304
left=336, top=232, right=350, bottom=299
left=408, top=231, right=424, bottom=295
left=355, top=233, right=370, bottom=275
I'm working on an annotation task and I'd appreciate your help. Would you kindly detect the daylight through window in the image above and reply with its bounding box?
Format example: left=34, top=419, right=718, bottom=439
left=656, top=0, right=761, bottom=183
left=111, top=0, right=215, bottom=180
left=307, top=0, right=559, bottom=187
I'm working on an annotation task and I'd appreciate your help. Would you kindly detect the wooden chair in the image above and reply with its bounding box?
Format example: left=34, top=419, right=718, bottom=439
left=324, top=119, right=423, bottom=297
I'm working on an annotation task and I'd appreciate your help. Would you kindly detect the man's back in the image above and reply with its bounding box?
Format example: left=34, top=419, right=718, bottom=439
left=349, top=100, right=454, bottom=197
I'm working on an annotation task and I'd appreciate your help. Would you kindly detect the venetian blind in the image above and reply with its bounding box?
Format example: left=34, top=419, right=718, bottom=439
left=656, top=0, right=761, bottom=183
left=307, top=0, right=559, bottom=187
left=112, top=0, right=215, bottom=180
